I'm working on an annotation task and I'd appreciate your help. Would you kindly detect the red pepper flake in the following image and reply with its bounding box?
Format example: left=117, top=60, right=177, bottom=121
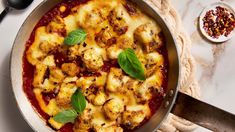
left=203, top=6, right=235, bottom=38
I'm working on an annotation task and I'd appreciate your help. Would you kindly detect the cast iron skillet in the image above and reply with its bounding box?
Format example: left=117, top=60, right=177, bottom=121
left=10, top=0, right=235, bottom=131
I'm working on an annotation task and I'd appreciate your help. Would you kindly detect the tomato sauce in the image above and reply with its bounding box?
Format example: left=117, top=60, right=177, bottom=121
left=22, top=0, right=169, bottom=132
left=23, top=0, right=89, bottom=131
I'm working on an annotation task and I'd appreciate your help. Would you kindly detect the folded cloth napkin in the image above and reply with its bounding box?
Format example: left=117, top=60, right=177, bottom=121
left=143, top=0, right=201, bottom=131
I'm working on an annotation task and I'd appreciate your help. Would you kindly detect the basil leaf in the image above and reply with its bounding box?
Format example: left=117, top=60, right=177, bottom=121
left=71, top=89, right=86, bottom=114
left=64, top=29, right=87, bottom=45
left=53, top=109, right=77, bottom=123
left=118, top=48, right=146, bottom=80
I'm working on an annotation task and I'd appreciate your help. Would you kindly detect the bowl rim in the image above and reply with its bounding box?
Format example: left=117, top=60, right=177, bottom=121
left=199, top=2, right=235, bottom=43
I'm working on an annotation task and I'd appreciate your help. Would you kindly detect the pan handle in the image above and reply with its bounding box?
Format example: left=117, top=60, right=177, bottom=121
left=171, top=92, right=235, bottom=131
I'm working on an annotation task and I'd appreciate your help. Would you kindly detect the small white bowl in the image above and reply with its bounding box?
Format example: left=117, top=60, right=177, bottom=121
left=199, top=2, right=235, bottom=43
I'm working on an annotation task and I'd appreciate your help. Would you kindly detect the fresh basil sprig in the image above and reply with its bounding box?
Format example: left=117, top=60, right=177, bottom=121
left=64, top=29, right=87, bottom=45
left=53, top=89, right=86, bottom=123
left=71, top=89, right=86, bottom=114
left=53, top=109, right=77, bottom=123
left=118, top=48, right=146, bottom=80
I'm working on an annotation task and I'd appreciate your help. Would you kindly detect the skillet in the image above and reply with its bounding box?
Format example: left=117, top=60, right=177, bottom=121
left=10, top=0, right=235, bottom=131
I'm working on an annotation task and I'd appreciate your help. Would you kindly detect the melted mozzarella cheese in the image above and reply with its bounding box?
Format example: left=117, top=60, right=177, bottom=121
left=28, top=0, right=166, bottom=130
left=48, top=118, right=64, bottom=130
left=26, top=27, right=64, bottom=65
left=42, top=55, right=55, bottom=66
left=64, top=15, right=78, bottom=33
left=34, top=88, right=60, bottom=116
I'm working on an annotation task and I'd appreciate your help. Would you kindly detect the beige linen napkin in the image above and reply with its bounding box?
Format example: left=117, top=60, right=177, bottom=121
left=143, top=0, right=201, bottom=131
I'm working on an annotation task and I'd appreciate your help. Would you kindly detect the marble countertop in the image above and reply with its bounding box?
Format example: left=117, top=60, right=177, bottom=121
left=0, top=0, right=234, bottom=132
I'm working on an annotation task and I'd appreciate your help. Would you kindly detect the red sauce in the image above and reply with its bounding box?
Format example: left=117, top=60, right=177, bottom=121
left=42, top=92, right=57, bottom=105
left=23, top=21, right=50, bottom=120
left=59, top=123, right=74, bottom=132
left=124, top=2, right=137, bottom=16
left=101, top=60, right=119, bottom=72
left=80, top=71, right=101, bottom=77
left=22, top=0, right=169, bottom=132
left=22, top=0, right=89, bottom=131
left=52, top=48, right=69, bottom=67
left=23, top=53, right=50, bottom=120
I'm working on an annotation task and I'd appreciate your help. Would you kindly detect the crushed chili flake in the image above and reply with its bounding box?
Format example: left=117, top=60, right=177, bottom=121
left=202, top=6, right=235, bottom=38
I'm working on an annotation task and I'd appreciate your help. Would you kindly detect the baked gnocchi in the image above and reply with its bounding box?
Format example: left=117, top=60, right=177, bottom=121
left=23, top=0, right=168, bottom=131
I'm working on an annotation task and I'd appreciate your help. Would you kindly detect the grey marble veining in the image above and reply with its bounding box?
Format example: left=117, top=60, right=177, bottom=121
left=173, top=0, right=235, bottom=112
left=172, top=1, right=235, bottom=131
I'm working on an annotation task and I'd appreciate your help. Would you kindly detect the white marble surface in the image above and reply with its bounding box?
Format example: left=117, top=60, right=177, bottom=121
left=172, top=0, right=235, bottom=114
left=0, top=0, right=234, bottom=132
